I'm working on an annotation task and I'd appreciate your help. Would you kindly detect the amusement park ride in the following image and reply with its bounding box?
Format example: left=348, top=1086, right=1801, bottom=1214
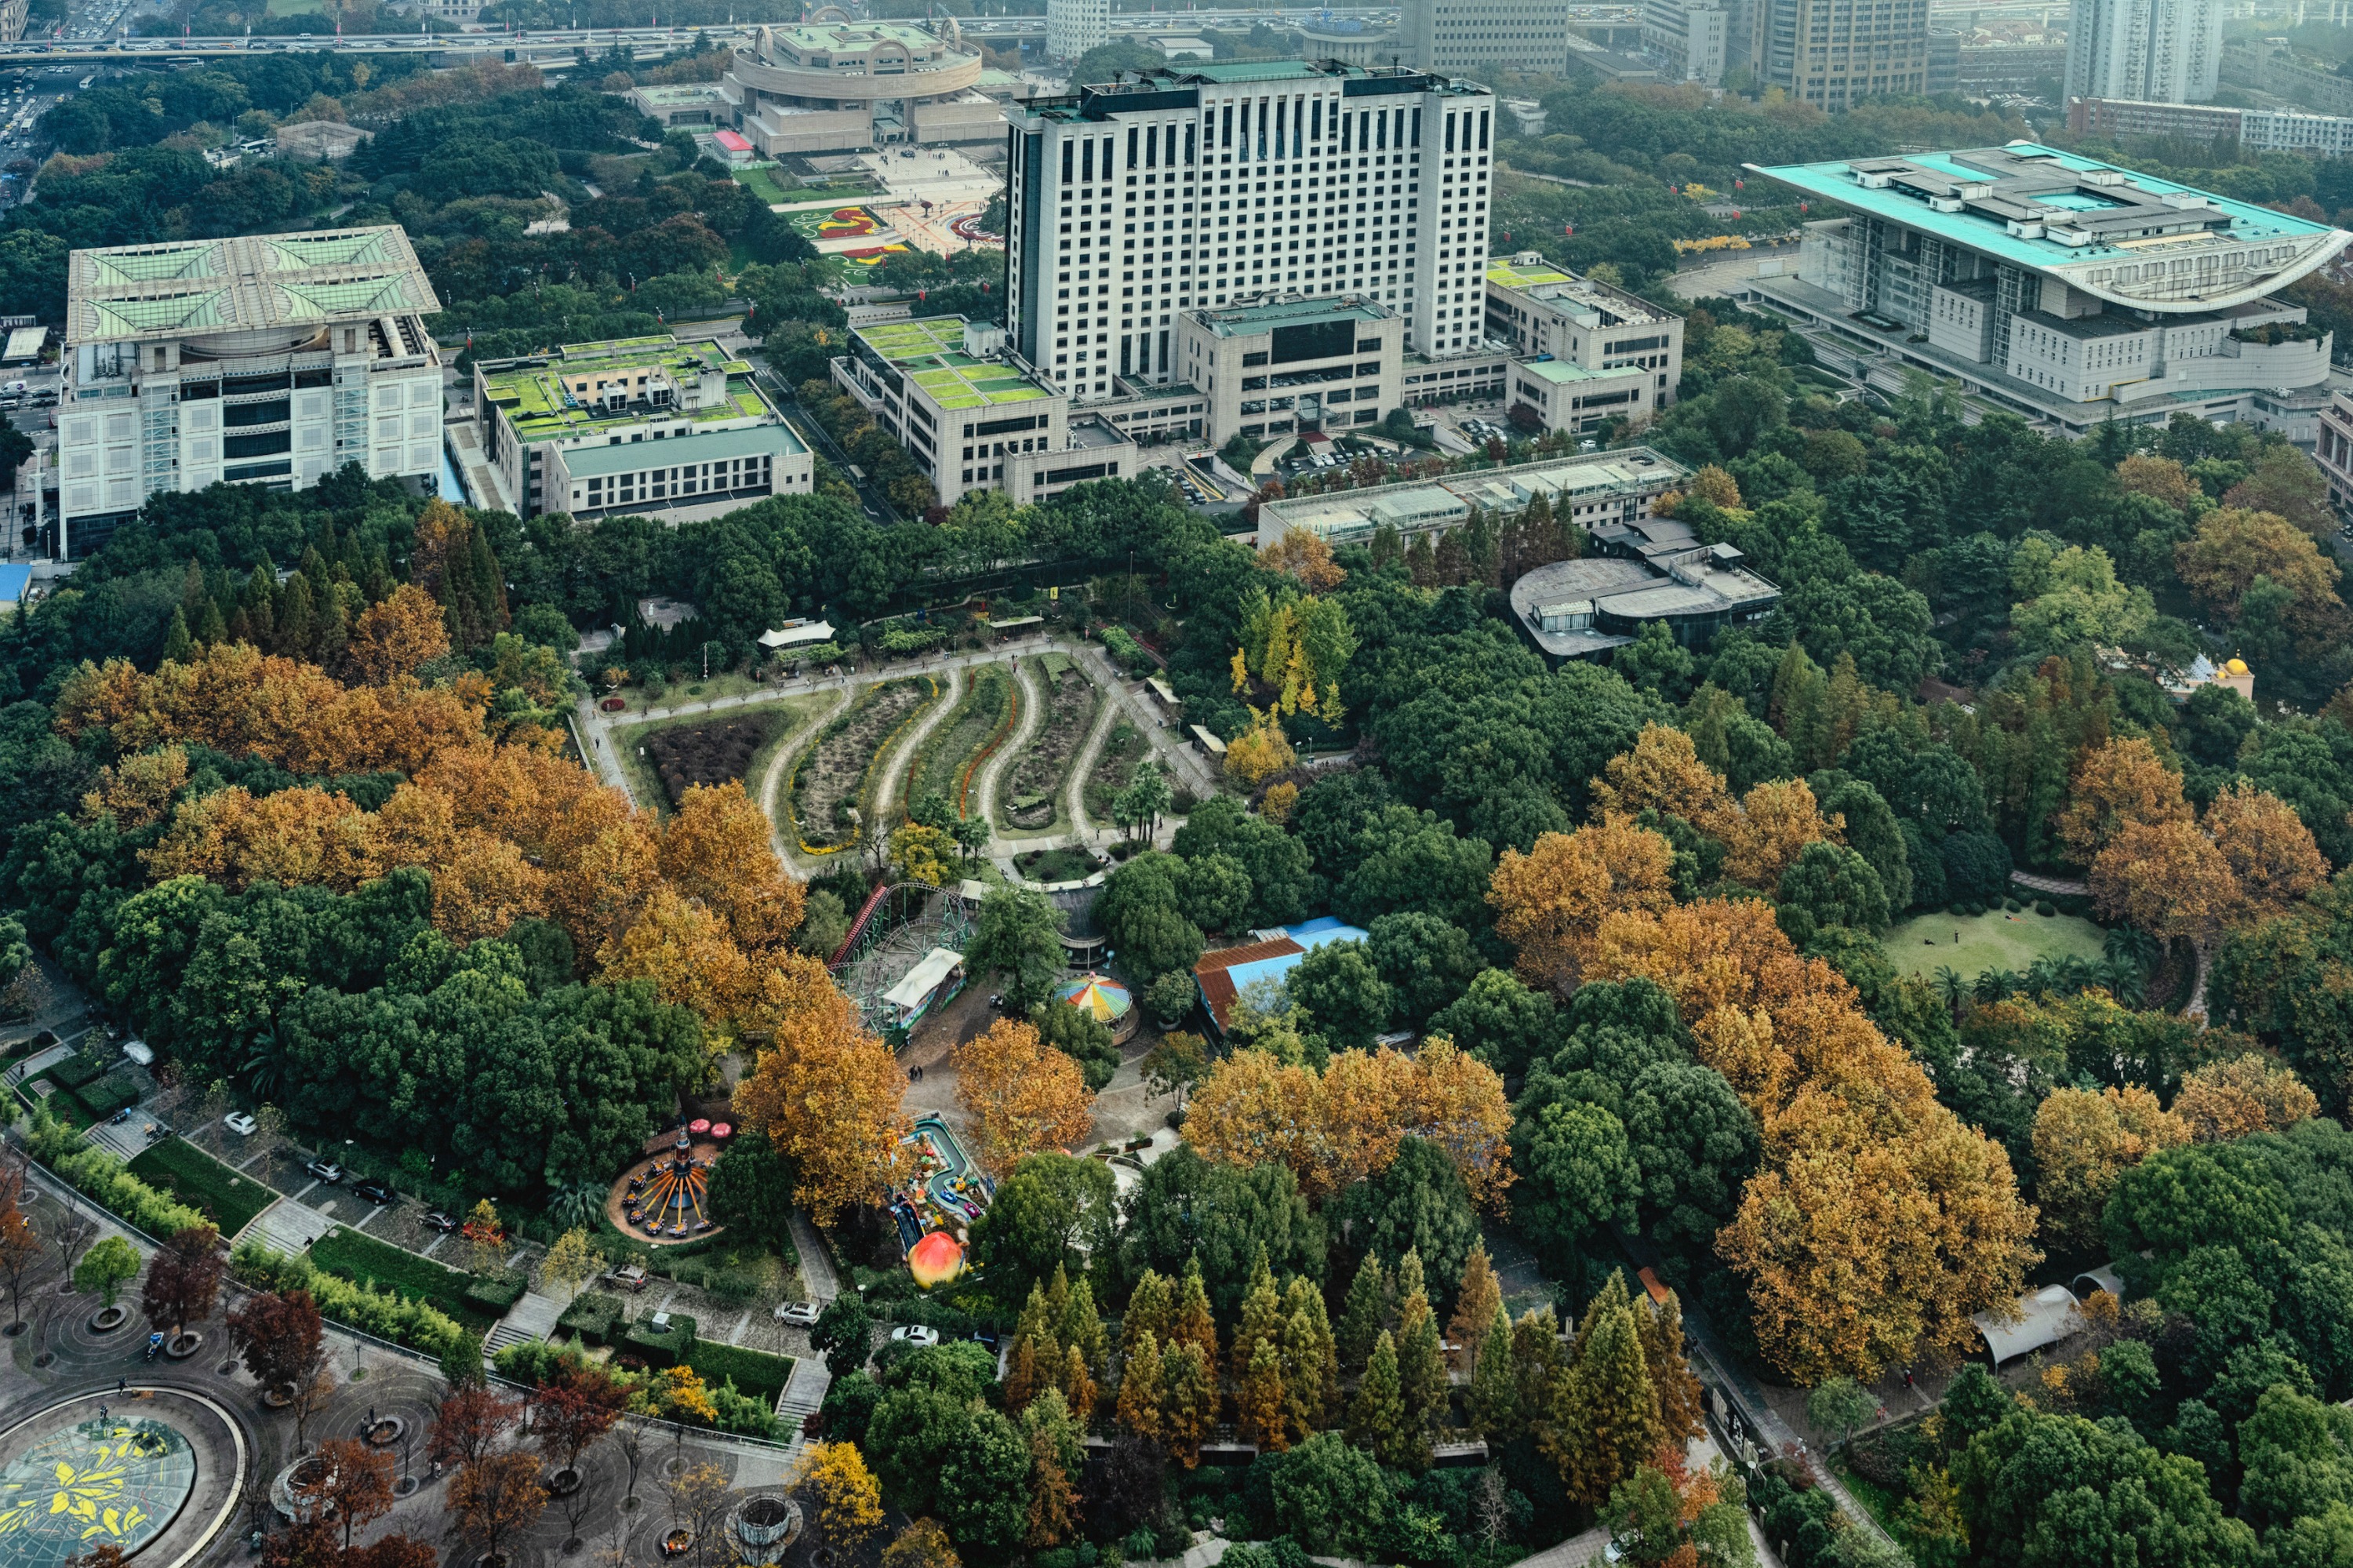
left=626, top=1132, right=718, bottom=1239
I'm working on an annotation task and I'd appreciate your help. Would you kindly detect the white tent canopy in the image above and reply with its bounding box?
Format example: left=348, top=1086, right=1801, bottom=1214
left=1975, top=1284, right=2085, bottom=1365
left=882, top=948, right=964, bottom=1023
left=758, top=619, right=837, bottom=650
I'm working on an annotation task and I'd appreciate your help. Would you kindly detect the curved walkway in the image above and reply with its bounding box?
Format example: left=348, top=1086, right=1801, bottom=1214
left=584, top=635, right=1218, bottom=869
left=1062, top=681, right=1124, bottom=841
left=971, top=656, right=1048, bottom=831
left=867, top=665, right=962, bottom=832
left=2009, top=869, right=2089, bottom=897
left=755, top=682, right=856, bottom=874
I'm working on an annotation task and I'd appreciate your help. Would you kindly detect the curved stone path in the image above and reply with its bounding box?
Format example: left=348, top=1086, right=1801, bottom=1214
left=1061, top=681, right=1124, bottom=842
left=971, top=655, right=1047, bottom=832
left=756, top=682, right=856, bottom=874
left=866, top=665, right=962, bottom=835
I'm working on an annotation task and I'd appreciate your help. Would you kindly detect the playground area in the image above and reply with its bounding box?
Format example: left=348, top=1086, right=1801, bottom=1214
left=889, top=1115, right=992, bottom=1255
left=604, top=1127, right=729, bottom=1243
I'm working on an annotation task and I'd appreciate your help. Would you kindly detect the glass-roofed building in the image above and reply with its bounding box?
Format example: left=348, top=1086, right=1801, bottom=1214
left=59, top=226, right=446, bottom=558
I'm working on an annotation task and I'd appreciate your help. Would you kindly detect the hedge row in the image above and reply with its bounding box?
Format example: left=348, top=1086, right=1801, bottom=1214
left=684, top=1341, right=796, bottom=1405
left=231, top=1241, right=470, bottom=1359
left=25, top=1104, right=207, bottom=1238
left=309, top=1227, right=502, bottom=1330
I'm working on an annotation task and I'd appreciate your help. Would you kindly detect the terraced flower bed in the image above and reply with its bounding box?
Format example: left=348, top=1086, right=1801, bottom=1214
left=999, top=657, right=1100, bottom=833
left=905, top=662, right=1016, bottom=820
left=790, top=678, right=939, bottom=853
left=1082, top=718, right=1148, bottom=826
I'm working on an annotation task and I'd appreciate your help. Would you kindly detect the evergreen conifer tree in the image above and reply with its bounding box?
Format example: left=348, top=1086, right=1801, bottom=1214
left=1546, top=1293, right=1664, bottom=1507
left=1468, top=1300, right=1518, bottom=1441
left=1237, top=1336, right=1289, bottom=1452
left=1124, top=1270, right=1172, bottom=1354
left=1159, top=1340, right=1217, bottom=1467
left=161, top=606, right=192, bottom=666
left=1349, top=1330, right=1408, bottom=1464
left=1339, top=1254, right=1388, bottom=1370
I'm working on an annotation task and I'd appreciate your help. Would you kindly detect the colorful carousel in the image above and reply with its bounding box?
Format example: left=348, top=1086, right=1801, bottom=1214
left=1057, top=971, right=1136, bottom=1042
left=616, top=1127, right=728, bottom=1242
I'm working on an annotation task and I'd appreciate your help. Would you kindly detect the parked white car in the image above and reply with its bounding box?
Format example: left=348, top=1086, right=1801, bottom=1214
left=774, top=1301, right=820, bottom=1326
left=222, top=1111, right=257, bottom=1137
left=890, top=1325, right=941, bottom=1348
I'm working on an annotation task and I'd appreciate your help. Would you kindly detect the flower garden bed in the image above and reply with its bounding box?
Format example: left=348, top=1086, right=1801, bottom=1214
left=999, top=659, right=1099, bottom=834
left=904, top=662, right=1015, bottom=819
left=788, top=678, right=940, bottom=853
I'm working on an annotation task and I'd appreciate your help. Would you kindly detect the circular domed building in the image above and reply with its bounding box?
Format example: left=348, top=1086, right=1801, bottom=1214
left=720, top=21, right=999, bottom=155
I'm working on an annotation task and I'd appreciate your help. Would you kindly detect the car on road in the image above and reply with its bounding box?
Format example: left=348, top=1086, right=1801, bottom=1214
left=774, top=1301, right=821, bottom=1326
left=352, top=1179, right=394, bottom=1205
left=304, top=1159, right=343, bottom=1184
left=890, top=1325, right=941, bottom=1348
left=423, top=1210, right=460, bottom=1233
left=222, top=1111, right=257, bottom=1137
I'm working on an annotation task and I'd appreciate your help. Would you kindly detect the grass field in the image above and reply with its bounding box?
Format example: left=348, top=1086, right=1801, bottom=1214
left=1882, top=907, right=2108, bottom=981
left=126, top=1138, right=276, bottom=1236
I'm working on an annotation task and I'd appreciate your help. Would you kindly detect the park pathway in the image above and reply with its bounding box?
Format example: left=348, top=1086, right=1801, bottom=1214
left=866, top=665, right=963, bottom=829
left=1061, top=682, right=1123, bottom=841
left=755, top=683, right=856, bottom=875
left=971, top=655, right=1047, bottom=831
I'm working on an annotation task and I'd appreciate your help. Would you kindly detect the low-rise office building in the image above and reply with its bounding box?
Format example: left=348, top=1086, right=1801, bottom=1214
left=58, top=225, right=444, bottom=558
left=1175, top=297, right=1405, bottom=446
left=1254, top=447, right=1686, bottom=550
left=1509, top=515, right=1780, bottom=658
left=1508, top=358, right=1653, bottom=435
left=1485, top=252, right=1682, bottom=408
left=475, top=336, right=812, bottom=520
left=833, top=315, right=1142, bottom=504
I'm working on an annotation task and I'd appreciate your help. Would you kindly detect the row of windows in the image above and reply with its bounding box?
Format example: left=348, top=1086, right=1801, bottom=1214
left=580, top=453, right=773, bottom=505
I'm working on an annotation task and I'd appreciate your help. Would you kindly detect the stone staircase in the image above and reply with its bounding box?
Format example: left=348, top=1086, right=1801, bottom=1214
left=773, top=1352, right=831, bottom=1459
left=482, top=1290, right=565, bottom=1359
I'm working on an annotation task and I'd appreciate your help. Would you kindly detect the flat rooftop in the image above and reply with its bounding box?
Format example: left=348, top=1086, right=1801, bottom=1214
left=1193, top=297, right=1388, bottom=337
left=1260, top=448, right=1687, bottom=542
left=772, top=21, right=951, bottom=51
left=633, top=82, right=725, bottom=102
left=1751, top=144, right=2351, bottom=311
left=1511, top=551, right=1780, bottom=658
left=481, top=335, right=773, bottom=442
left=1487, top=257, right=1575, bottom=289
left=857, top=317, right=1051, bottom=409
left=66, top=226, right=439, bottom=346
left=1518, top=358, right=1646, bottom=386
left=1034, top=61, right=1476, bottom=123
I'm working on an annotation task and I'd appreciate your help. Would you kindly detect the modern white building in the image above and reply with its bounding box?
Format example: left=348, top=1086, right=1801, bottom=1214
left=832, top=315, right=1145, bottom=506
left=1398, top=0, right=1572, bottom=74
left=1642, top=0, right=1729, bottom=84
left=1004, top=61, right=1497, bottom=408
left=1174, top=296, right=1407, bottom=444
left=1048, top=0, right=1111, bottom=60
left=1747, top=144, right=2352, bottom=442
left=58, top=227, right=444, bottom=559
left=2064, top=0, right=2224, bottom=104
left=1485, top=251, right=1684, bottom=409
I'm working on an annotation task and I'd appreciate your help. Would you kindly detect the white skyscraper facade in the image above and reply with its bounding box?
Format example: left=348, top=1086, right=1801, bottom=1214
left=2065, top=0, right=2224, bottom=104
left=1005, top=62, right=1497, bottom=402
left=1046, top=0, right=1109, bottom=61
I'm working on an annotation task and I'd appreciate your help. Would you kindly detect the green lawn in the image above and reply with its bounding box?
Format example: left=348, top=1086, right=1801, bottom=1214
left=125, top=1138, right=277, bottom=1236
left=1882, top=907, right=2108, bottom=982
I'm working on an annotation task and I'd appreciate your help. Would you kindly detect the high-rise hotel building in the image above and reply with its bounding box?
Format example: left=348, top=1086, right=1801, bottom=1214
left=1004, top=62, right=1497, bottom=403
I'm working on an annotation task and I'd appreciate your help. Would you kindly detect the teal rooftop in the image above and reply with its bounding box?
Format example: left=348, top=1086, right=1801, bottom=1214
left=1750, top=144, right=2351, bottom=313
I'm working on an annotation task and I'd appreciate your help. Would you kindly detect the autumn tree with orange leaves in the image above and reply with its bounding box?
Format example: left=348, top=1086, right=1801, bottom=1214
left=1577, top=895, right=2038, bottom=1381
left=1490, top=820, right=1677, bottom=999
left=733, top=955, right=913, bottom=1225
left=1184, top=1039, right=1513, bottom=1209
left=953, top=1017, right=1096, bottom=1173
